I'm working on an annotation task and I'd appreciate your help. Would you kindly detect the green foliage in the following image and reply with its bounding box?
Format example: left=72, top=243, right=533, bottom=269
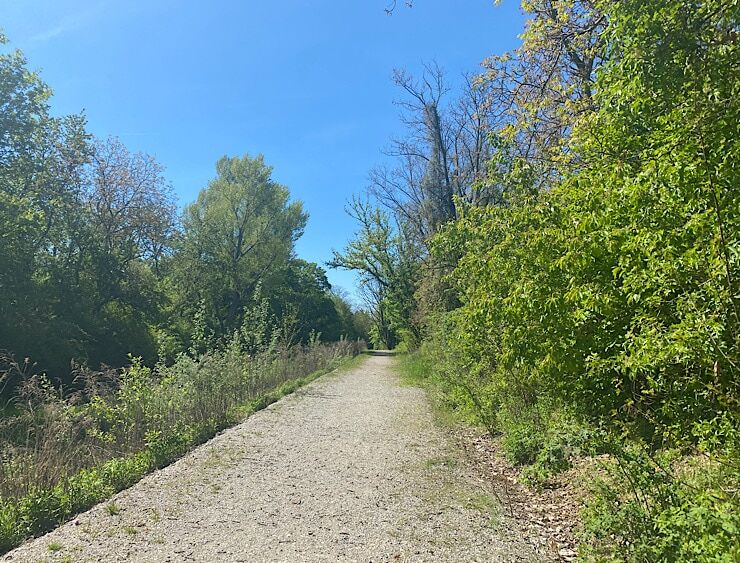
left=265, top=260, right=343, bottom=343
left=367, top=0, right=740, bottom=558
left=172, top=153, right=308, bottom=342
left=0, top=337, right=364, bottom=554
left=0, top=42, right=353, bottom=386
left=502, top=425, right=543, bottom=467
left=0, top=38, right=89, bottom=377
left=518, top=414, right=594, bottom=487
left=396, top=348, right=482, bottom=432
left=0, top=41, right=179, bottom=380
left=329, top=291, right=372, bottom=343
left=0, top=449, right=155, bottom=553
left=330, top=198, right=420, bottom=349
left=582, top=440, right=739, bottom=562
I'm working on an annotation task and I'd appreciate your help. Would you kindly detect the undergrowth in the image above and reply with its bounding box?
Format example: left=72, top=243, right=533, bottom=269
left=396, top=349, right=478, bottom=429
left=0, top=337, right=365, bottom=554
left=397, top=346, right=739, bottom=562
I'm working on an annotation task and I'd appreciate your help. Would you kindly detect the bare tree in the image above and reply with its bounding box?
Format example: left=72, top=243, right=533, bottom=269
left=480, top=0, right=606, bottom=184
left=369, top=63, right=500, bottom=248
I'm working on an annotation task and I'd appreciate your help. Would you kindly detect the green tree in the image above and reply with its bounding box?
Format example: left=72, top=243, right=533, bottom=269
left=330, top=289, right=371, bottom=342
left=0, top=36, right=91, bottom=376
left=430, top=0, right=738, bottom=557
left=1, top=36, right=177, bottom=378
left=329, top=198, right=418, bottom=348
left=265, top=259, right=342, bottom=343
left=174, top=154, right=307, bottom=340
left=80, top=137, right=177, bottom=368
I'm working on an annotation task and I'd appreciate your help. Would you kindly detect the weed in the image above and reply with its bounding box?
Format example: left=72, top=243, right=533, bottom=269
left=423, top=456, right=458, bottom=469
left=0, top=342, right=365, bottom=555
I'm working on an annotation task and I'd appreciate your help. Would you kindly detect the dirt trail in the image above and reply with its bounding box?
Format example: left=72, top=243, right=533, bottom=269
left=4, top=352, right=541, bottom=562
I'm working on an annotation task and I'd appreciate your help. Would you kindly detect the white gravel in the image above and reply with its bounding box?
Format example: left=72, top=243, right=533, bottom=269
left=4, top=352, right=541, bottom=562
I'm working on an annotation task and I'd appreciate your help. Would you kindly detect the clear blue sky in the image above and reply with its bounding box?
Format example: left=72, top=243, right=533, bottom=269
left=2, top=0, right=525, bottom=303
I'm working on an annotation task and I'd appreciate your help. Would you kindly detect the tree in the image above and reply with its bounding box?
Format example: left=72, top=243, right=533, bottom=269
left=84, top=137, right=176, bottom=314
left=329, top=198, right=418, bottom=348
left=0, top=36, right=92, bottom=377
left=70, top=137, right=178, bottom=367
left=174, top=154, right=307, bottom=339
left=329, top=288, right=371, bottom=342
left=0, top=33, right=182, bottom=377
left=480, top=0, right=606, bottom=186
left=369, top=65, right=501, bottom=250
left=265, top=259, right=342, bottom=343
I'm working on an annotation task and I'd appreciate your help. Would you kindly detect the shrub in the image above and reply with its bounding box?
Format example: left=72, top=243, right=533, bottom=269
left=421, top=0, right=739, bottom=557
left=502, top=425, right=544, bottom=466
left=0, top=336, right=365, bottom=554
left=581, top=439, right=739, bottom=562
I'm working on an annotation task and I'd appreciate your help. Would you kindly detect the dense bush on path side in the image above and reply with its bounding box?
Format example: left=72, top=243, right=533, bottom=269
left=421, top=1, right=739, bottom=559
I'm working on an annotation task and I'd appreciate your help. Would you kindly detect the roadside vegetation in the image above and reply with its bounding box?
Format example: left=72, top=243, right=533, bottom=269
left=336, top=1, right=738, bottom=560
left=0, top=29, right=369, bottom=555
left=0, top=31, right=370, bottom=390
left=2, top=0, right=738, bottom=559
left=0, top=321, right=364, bottom=553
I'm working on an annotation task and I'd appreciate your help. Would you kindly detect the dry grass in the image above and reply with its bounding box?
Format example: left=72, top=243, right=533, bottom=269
left=0, top=339, right=365, bottom=502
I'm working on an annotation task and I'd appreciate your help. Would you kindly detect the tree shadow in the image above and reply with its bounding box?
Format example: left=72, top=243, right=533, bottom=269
left=365, top=350, right=397, bottom=357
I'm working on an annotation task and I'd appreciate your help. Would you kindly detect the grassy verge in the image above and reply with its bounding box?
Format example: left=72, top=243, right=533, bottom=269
left=231, top=351, right=368, bottom=418
left=395, top=350, right=484, bottom=430
left=396, top=348, right=739, bottom=560
left=397, top=348, right=591, bottom=479
left=0, top=348, right=366, bottom=554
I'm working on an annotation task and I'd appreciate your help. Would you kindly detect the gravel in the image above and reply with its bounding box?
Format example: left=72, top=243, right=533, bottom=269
left=3, top=352, right=541, bottom=562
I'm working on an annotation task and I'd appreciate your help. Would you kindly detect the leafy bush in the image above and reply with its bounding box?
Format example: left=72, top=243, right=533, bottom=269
left=419, top=1, right=739, bottom=557
left=582, top=437, right=739, bottom=562
left=502, top=425, right=544, bottom=466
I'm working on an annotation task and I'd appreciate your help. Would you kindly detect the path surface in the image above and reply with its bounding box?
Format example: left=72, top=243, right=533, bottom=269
left=4, top=353, right=540, bottom=562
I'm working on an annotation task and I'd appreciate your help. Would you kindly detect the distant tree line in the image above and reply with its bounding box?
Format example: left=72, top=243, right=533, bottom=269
left=0, top=32, right=369, bottom=387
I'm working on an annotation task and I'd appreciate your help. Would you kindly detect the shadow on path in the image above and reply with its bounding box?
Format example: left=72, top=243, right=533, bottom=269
left=365, top=350, right=397, bottom=357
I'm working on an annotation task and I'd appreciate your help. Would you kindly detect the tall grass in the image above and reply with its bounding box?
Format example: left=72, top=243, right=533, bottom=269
left=0, top=336, right=364, bottom=552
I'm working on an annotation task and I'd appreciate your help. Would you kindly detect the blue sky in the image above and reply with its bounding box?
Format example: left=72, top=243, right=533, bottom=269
left=2, top=0, right=525, bottom=303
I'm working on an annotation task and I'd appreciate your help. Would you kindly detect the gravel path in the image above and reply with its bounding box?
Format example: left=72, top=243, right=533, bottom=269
left=4, top=352, right=540, bottom=562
